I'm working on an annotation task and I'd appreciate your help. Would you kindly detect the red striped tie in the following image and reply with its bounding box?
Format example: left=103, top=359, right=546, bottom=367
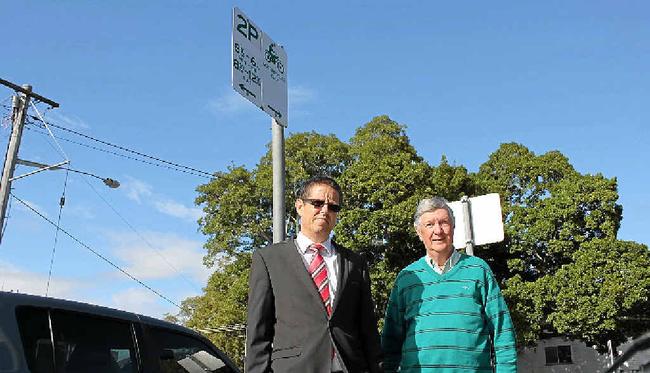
left=308, top=243, right=332, bottom=317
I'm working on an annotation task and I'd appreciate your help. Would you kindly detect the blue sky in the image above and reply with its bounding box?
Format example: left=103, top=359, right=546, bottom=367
left=2, top=1, right=648, bottom=318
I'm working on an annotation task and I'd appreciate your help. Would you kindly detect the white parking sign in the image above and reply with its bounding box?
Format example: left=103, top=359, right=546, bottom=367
left=232, top=7, right=288, bottom=126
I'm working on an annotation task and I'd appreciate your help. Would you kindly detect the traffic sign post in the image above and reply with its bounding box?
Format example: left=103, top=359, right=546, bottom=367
left=231, top=7, right=288, bottom=243
left=232, top=7, right=287, bottom=127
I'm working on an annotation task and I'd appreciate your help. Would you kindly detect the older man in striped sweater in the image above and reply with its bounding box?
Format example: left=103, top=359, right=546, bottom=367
left=381, top=197, right=517, bottom=372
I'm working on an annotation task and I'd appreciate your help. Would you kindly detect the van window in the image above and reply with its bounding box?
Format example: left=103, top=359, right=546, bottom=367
left=148, top=327, right=234, bottom=373
left=15, top=307, right=52, bottom=373
left=16, top=307, right=138, bottom=373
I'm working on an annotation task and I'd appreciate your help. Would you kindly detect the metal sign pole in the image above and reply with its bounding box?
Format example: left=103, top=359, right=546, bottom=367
left=272, top=118, right=285, bottom=243
left=231, top=8, right=288, bottom=244
left=461, top=196, right=474, bottom=255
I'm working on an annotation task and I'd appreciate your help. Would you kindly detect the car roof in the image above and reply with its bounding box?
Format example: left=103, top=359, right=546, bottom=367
left=0, top=291, right=203, bottom=339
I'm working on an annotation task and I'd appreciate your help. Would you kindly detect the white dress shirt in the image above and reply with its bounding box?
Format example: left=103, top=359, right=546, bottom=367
left=295, top=232, right=339, bottom=305
left=295, top=232, right=343, bottom=372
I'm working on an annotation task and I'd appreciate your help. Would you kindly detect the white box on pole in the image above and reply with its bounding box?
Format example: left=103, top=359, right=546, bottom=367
left=448, top=193, right=504, bottom=249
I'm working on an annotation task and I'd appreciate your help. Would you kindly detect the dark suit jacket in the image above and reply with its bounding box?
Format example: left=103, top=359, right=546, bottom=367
left=245, top=239, right=383, bottom=373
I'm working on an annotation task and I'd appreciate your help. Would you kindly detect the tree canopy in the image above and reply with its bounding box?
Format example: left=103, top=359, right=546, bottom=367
left=181, top=116, right=649, bottom=367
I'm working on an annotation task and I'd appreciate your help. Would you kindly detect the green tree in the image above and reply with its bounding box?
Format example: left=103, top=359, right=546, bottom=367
left=334, top=116, right=477, bottom=322
left=336, top=116, right=433, bottom=267
left=474, top=143, right=647, bottom=350
left=185, top=125, right=648, bottom=364
left=189, top=131, right=350, bottom=367
left=547, top=239, right=650, bottom=348
left=195, top=132, right=350, bottom=265
left=183, top=254, right=251, bottom=366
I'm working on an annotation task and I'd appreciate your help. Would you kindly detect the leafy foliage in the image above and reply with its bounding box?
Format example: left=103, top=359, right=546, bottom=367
left=195, top=132, right=350, bottom=266
left=337, top=116, right=433, bottom=268
left=474, top=143, right=645, bottom=349
left=181, top=118, right=649, bottom=367
left=547, top=239, right=650, bottom=348
left=183, top=254, right=251, bottom=366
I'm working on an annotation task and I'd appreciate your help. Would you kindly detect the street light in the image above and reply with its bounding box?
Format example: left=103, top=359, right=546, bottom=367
left=13, top=159, right=120, bottom=188
left=0, top=158, right=119, bottom=244
left=61, top=168, right=120, bottom=189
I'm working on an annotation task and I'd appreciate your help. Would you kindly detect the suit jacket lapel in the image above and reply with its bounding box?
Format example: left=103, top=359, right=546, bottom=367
left=332, top=242, right=351, bottom=313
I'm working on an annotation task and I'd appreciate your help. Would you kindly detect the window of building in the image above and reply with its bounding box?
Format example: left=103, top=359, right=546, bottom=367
left=545, top=345, right=573, bottom=365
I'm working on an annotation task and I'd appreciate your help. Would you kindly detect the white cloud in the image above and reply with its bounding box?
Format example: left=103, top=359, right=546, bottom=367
left=111, top=287, right=168, bottom=317
left=45, top=111, right=90, bottom=130
left=207, top=85, right=316, bottom=120
left=289, top=85, right=316, bottom=105
left=121, top=176, right=153, bottom=204
left=121, top=176, right=200, bottom=222
left=64, top=204, right=96, bottom=219
left=207, top=91, right=252, bottom=115
left=13, top=198, right=48, bottom=218
left=111, top=231, right=212, bottom=284
left=153, top=199, right=203, bottom=223
left=0, top=260, right=78, bottom=298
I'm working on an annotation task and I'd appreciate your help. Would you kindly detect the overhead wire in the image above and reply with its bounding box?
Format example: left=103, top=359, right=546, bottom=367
left=81, top=176, right=202, bottom=294
left=46, top=169, right=69, bottom=297
left=10, top=192, right=182, bottom=310
left=1, top=101, right=14, bottom=240
left=22, top=120, right=204, bottom=294
left=1, top=102, right=12, bottom=136
left=29, top=115, right=213, bottom=178
left=23, top=121, right=71, bottom=166
left=194, top=324, right=247, bottom=336
left=29, top=102, right=68, bottom=161
left=23, top=123, right=211, bottom=179
left=0, top=193, right=12, bottom=241
left=7, top=102, right=205, bottom=306
left=18, top=123, right=204, bottom=296
left=1, top=97, right=13, bottom=118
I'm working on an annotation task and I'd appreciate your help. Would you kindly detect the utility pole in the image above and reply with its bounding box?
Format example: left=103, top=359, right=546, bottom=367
left=0, top=79, right=59, bottom=244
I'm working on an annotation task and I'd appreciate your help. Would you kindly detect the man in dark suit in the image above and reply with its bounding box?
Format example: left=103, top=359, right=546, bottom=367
left=245, top=176, right=383, bottom=373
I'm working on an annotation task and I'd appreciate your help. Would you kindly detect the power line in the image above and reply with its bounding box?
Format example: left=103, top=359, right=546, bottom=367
left=24, top=124, right=211, bottom=179
left=46, top=169, right=69, bottom=297
left=0, top=193, right=11, bottom=239
left=15, top=128, right=204, bottom=295
left=16, top=112, right=205, bottom=296
left=23, top=123, right=69, bottom=165
left=194, top=324, right=247, bottom=336
left=81, top=175, right=202, bottom=294
left=4, top=100, right=204, bottom=305
left=1, top=102, right=12, bottom=133
left=30, top=101, right=68, bottom=161
left=10, top=192, right=182, bottom=310
left=29, top=115, right=214, bottom=178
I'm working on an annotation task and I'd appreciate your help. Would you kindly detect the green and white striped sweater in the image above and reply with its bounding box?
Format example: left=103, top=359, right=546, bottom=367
left=381, top=254, right=517, bottom=372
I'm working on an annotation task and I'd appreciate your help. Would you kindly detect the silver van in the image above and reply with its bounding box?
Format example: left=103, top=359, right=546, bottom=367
left=0, top=291, right=240, bottom=373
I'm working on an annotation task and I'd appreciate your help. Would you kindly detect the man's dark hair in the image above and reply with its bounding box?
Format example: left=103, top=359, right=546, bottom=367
left=296, top=176, right=343, bottom=205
